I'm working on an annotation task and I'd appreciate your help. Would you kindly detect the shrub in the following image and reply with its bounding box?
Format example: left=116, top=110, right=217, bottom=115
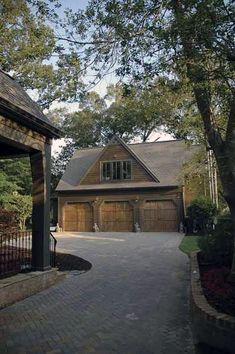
left=198, top=217, right=233, bottom=265
left=201, top=267, right=232, bottom=299
left=0, top=208, right=17, bottom=231
left=187, top=196, right=217, bottom=234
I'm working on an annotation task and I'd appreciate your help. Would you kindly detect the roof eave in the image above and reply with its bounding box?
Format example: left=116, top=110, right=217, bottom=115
left=56, top=184, right=180, bottom=192
left=113, top=135, right=160, bottom=183
left=0, top=98, right=62, bottom=139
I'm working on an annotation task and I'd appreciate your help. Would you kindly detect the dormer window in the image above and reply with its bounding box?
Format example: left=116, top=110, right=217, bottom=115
left=101, top=160, right=132, bottom=181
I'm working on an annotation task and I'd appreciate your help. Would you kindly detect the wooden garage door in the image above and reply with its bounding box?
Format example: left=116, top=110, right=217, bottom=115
left=143, top=200, right=178, bottom=232
left=101, top=201, right=133, bottom=232
left=64, top=203, right=93, bottom=232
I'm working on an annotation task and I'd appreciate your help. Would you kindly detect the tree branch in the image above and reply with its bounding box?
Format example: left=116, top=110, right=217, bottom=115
left=55, top=36, right=116, bottom=46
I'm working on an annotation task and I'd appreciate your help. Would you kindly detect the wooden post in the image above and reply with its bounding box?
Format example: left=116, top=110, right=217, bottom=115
left=30, top=144, right=51, bottom=271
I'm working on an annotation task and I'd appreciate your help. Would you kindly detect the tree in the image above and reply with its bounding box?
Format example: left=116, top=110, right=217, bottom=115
left=0, top=167, right=32, bottom=229
left=0, top=208, right=18, bottom=233
left=5, top=193, right=32, bottom=230
left=0, top=0, right=83, bottom=107
left=0, top=158, right=32, bottom=195
left=0, top=171, right=19, bottom=206
left=63, top=110, right=103, bottom=148
left=61, top=0, right=235, bottom=278
left=51, top=144, right=75, bottom=192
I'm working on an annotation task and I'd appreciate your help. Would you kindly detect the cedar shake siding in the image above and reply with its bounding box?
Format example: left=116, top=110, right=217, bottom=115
left=81, top=142, right=155, bottom=185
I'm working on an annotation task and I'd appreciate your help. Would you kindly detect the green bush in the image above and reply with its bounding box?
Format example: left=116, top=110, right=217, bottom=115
left=198, top=217, right=233, bottom=265
left=187, top=196, right=217, bottom=234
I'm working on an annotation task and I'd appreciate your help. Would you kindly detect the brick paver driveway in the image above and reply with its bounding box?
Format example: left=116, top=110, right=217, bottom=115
left=1, top=232, right=195, bottom=354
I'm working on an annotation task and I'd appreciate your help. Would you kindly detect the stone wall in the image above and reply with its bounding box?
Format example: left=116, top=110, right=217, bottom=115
left=0, top=270, right=64, bottom=309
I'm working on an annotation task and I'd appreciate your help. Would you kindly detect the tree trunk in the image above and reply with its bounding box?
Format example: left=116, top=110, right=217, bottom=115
left=228, top=207, right=235, bottom=281
left=213, top=144, right=235, bottom=279
left=172, top=0, right=235, bottom=279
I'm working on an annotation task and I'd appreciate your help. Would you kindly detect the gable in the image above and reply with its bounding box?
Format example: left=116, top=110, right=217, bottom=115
left=56, top=140, right=200, bottom=192
left=80, top=142, right=156, bottom=185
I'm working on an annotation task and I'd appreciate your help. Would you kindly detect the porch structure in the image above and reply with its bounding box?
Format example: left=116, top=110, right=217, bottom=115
left=0, top=69, right=60, bottom=275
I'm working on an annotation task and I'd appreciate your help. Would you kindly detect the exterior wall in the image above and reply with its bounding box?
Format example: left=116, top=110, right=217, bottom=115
left=81, top=143, right=154, bottom=185
left=58, top=187, right=183, bottom=232
left=0, top=269, right=64, bottom=309
left=0, top=115, right=50, bottom=151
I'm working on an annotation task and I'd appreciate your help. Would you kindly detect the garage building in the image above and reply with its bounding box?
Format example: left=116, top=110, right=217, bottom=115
left=56, top=136, right=198, bottom=232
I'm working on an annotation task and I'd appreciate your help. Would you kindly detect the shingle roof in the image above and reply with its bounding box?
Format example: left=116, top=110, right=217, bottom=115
left=0, top=70, right=60, bottom=138
left=130, top=140, right=198, bottom=186
left=56, top=140, right=200, bottom=191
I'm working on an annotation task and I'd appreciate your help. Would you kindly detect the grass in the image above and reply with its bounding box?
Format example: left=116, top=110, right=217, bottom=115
left=179, top=235, right=201, bottom=256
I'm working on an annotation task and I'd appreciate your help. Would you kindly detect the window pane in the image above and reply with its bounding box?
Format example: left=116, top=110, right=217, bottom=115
left=102, top=160, right=131, bottom=181
left=106, top=162, right=111, bottom=180
left=126, top=161, right=131, bottom=179
left=117, top=161, right=121, bottom=179
left=102, top=163, right=106, bottom=179
left=123, top=161, right=131, bottom=179
left=112, top=162, right=117, bottom=180
left=122, top=161, right=127, bottom=179
left=102, top=162, right=111, bottom=180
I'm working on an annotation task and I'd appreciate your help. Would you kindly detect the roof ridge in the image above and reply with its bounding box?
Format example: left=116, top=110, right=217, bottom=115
left=128, top=139, right=184, bottom=146
left=107, top=135, right=160, bottom=182
left=74, top=139, right=186, bottom=152
left=75, top=145, right=104, bottom=151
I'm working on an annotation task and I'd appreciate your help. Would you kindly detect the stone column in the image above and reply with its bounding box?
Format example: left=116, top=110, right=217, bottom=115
left=130, top=199, right=140, bottom=231
left=30, top=144, right=51, bottom=271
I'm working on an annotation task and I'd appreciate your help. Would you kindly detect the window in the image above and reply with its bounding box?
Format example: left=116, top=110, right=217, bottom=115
left=101, top=161, right=132, bottom=181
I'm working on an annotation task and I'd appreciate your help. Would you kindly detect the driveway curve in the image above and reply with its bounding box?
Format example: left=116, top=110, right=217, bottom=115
left=1, top=232, right=195, bottom=354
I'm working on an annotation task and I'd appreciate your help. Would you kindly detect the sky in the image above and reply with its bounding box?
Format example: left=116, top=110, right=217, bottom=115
left=49, top=0, right=173, bottom=154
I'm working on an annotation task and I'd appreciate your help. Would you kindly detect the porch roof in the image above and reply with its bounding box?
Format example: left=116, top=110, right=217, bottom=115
left=0, top=70, right=61, bottom=139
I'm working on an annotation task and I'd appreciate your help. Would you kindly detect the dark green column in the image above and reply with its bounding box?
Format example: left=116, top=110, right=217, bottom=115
left=30, top=144, right=51, bottom=271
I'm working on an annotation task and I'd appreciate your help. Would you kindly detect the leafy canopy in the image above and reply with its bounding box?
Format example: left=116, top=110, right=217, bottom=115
left=0, top=0, right=84, bottom=107
left=61, top=0, right=234, bottom=147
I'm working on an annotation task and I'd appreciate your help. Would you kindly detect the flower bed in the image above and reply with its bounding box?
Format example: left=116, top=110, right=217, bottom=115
left=190, top=252, right=235, bottom=353
left=200, top=264, right=235, bottom=316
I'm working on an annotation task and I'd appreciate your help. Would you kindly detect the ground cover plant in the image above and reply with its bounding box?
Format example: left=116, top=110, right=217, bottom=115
left=198, top=217, right=235, bottom=316
left=179, top=235, right=200, bottom=256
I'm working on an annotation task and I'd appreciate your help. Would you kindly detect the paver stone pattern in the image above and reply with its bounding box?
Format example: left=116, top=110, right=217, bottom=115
left=0, top=232, right=195, bottom=354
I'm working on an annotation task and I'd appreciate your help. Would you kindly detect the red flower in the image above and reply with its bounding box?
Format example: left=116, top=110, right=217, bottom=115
left=201, top=267, right=233, bottom=299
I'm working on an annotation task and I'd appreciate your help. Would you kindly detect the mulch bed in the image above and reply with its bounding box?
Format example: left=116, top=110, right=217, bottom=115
left=199, top=257, right=235, bottom=316
left=55, top=252, right=92, bottom=272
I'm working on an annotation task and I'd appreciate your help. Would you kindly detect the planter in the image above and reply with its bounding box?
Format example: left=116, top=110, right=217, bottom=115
left=0, top=269, right=65, bottom=309
left=190, top=251, right=235, bottom=353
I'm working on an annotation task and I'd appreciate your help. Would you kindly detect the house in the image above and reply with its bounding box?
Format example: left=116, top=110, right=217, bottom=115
left=56, top=136, right=199, bottom=233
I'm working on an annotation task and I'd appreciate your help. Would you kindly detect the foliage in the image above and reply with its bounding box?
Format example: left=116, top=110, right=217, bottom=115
left=0, top=158, right=32, bottom=195
left=187, top=197, right=217, bottom=234
left=201, top=267, right=232, bottom=299
left=56, top=80, right=177, bottom=145
left=0, top=0, right=84, bottom=107
left=198, top=217, right=233, bottom=265
left=62, top=0, right=234, bottom=119
left=62, top=110, right=104, bottom=147
left=0, top=208, right=17, bottom=232
left=103, top=79, right=182, bottom=142
left=0, top=171, right=19, bottom=206
left=4, top=193, right=32, bottom=230
left=51, top=144, right=75, bottom=191
left=179, top=235, right=200, bottom=256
